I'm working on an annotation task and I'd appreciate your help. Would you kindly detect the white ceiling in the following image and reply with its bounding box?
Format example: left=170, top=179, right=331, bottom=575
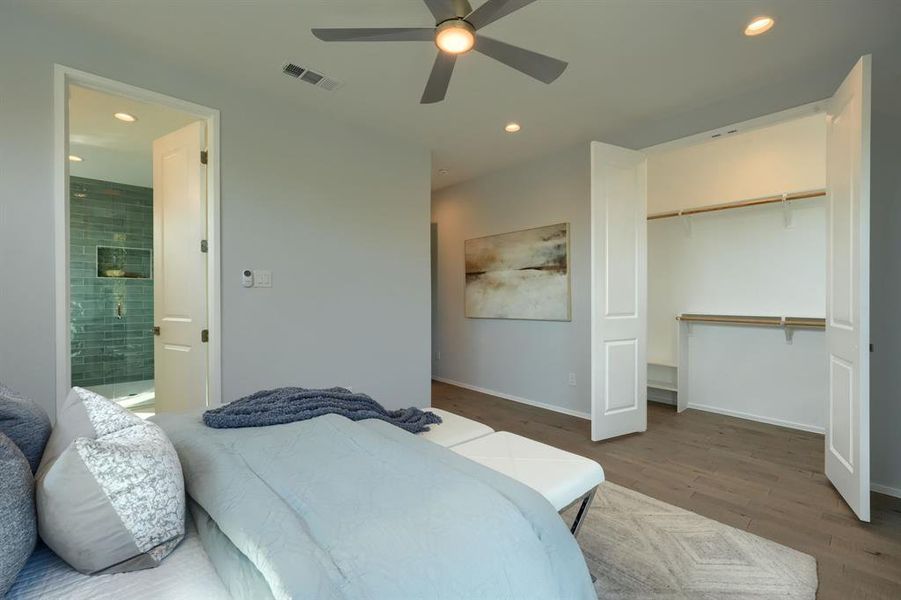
left=69, top=86, right=197, bottom=187
left=25, top=1, right=901, bottom=189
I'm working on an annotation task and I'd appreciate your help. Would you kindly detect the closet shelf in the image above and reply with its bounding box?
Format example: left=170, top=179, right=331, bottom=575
left=648, top=189, right=826, bottom=221
left=676, top=313, right=825, bottom=329
left=648, top=379, right=678, bottom=392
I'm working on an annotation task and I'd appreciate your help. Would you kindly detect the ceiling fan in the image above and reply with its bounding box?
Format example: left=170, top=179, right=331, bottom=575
left=311, top=0, right=567, bottom=104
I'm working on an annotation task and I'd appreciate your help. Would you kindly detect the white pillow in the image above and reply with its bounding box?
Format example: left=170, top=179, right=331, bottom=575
left=35, top=387, right=185, bottom=574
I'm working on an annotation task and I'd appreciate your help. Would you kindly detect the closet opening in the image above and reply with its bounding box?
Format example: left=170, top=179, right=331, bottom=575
left=645, top=110, right=829, bottom=432
left=591, top=53, right=872, bottom=523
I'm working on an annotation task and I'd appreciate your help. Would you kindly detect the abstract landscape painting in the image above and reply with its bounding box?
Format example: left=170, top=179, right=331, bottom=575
left=465, top=223, right=570, bottom=321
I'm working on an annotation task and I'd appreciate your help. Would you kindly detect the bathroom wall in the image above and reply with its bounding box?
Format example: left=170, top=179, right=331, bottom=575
left=69, top=176, right=154, bottom=387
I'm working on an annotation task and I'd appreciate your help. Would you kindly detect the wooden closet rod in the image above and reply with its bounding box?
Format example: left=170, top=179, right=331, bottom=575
left=676, top=313, right=826, bottom=329
left=648, top=189, right=826, bottom=221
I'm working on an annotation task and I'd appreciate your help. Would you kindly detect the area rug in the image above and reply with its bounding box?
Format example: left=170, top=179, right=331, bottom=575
left=565, top=483, right=818, bottom=599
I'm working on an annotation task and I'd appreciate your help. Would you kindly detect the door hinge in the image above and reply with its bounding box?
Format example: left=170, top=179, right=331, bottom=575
left=153, top=326, right=160, bottom=336
left=201, top=329, right=209, bottom=343
left=200, top=150, right=208, bottom=165
left=200, top=239, right=208, bottom=253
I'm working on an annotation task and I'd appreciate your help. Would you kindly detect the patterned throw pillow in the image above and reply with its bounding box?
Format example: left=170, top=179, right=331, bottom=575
left=35, top=387, right=185, bottom=574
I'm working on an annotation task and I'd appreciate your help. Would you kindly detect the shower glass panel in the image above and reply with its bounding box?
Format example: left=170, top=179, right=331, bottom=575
left=69, top=177, right=155, bottom=414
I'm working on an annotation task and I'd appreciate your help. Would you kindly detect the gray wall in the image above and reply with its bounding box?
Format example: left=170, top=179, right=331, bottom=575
left=431, top=144, right=591, bottom=416
left=0, top=11, right=431, bottom=418
left=870, top=61, right=901, bottom=496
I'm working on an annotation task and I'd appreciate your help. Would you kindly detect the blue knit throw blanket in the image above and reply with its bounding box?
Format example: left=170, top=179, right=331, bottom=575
left=203, top=387, right=442, bottom=433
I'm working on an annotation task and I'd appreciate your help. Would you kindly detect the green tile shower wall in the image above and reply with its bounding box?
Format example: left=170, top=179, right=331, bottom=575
left=70, top=177, right=154, bottom=387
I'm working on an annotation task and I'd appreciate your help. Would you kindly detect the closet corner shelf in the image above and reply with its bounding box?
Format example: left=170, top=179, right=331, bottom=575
left=648, top=360, right=678, bottom=369
left=676, top=313, right=825, bottom=330
left=648, top=379, right=678, bottom=392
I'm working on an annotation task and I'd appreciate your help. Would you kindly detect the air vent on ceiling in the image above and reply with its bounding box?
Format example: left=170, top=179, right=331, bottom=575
left=282, top=63, right=343, bottom=92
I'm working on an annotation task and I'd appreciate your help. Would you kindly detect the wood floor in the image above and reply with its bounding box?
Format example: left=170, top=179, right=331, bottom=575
left=432, top=380, right=901, bottom=600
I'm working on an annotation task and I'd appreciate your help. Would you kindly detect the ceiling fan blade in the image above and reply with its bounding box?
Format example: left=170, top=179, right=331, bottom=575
left=423, top=0, right=462, bottom=22
left=451, top=0, right=474, bottom=17
left=474, top=35, right=567, bottom=84
left=421, top=52, right=457, bottom=104
left=464, top=0, right=538, bottom=30
left=312, top=28, right=435, bottom=42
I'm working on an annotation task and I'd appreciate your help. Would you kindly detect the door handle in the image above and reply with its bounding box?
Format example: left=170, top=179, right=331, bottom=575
left=153, top=326, right=160, bottom=336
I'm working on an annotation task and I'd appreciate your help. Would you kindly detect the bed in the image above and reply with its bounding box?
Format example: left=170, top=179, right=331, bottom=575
left=152, top=410, right=596, bottom=599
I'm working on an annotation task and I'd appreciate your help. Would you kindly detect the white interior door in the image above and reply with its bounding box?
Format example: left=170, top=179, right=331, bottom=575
left=590, top=142, right=648, bottom=441
left=825, top=55, right=871, bottom=522
left=153, top=121, right=208, bottom=413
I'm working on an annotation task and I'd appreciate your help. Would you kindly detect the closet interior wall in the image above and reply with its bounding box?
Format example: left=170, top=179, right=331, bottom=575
left=646, top=112, right=829, bottom=432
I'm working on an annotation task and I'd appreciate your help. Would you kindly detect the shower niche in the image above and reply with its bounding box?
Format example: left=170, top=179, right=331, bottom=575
left=96, top=246, right=152, bottom=279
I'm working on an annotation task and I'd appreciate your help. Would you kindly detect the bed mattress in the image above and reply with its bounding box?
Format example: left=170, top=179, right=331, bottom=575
left=7, top=517, right=230, bottom=600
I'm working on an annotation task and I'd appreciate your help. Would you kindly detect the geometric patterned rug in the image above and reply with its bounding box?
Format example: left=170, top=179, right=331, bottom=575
left=564, top=483, right=818, bottom=599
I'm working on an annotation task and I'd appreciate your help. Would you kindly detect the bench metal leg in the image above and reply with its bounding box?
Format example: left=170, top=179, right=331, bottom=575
left=569, top=487, right=597, bottom=538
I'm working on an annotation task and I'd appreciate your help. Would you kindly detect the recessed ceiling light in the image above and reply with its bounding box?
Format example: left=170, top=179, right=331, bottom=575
left=68, top=154, right=83, bottom=162
left=113, top=112, right=137, bottom=122
left=437, top=168, right=449, bottom=176
left=504, top=122, right=521, bottom=133
left=744, top=16, right=775, bottom=36
left=434, top=20, right=475, bottom=54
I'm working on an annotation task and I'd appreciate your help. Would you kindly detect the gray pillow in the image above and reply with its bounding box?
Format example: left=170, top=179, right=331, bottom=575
left=0, top=382, right=52, bottom=473
left=0, top=432, right=37, bottom=596
left=36, top=387, right=185, bottom=574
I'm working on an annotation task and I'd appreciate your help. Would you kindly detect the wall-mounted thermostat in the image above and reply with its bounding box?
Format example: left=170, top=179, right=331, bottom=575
left=241, top=269, right=254, bottom=288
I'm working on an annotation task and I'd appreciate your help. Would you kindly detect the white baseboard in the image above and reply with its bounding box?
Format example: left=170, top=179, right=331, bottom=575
left=686, top=402, right=825, bottom=434
left=871, top=482, right=901, bottom=499
left=432, top=377, right=591, bottom=420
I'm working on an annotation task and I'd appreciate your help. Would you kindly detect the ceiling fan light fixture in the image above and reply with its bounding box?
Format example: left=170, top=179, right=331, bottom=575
left=435, top=20, right=475, bottom=54
left=744, top=16, right=775, bottom=36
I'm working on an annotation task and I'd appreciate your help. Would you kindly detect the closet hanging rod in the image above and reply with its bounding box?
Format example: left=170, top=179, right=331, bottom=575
left=647, top=189, right=826, bottom=221
left=676, top=313, right=826, bottom=329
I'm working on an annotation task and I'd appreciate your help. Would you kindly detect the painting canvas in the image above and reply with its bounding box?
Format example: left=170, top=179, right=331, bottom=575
left=465, top=223, right=570, bottom=321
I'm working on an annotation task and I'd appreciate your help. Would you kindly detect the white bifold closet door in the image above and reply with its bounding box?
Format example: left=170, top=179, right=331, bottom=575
left=825, top=55, right=871, bottom=522
left=590, top=142, right=648, bottom=441
left=153, top=121, right=209, bottom=413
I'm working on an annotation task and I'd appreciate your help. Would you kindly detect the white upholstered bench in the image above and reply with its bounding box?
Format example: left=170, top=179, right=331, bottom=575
left=451, top=431, right=605, bottom=537
left=419, top=409, right=605, bottom=536
left=418, top=408, right=495, bottom=447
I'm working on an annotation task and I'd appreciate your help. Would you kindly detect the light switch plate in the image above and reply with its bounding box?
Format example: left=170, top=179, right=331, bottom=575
left=253, top=270, right=272, bottom=288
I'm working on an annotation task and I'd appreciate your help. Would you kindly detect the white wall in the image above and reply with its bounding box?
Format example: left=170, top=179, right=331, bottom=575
left=870, top=65, right=901, bottom=495
left=431, top=144, right=591, bottom=417
left=648, top=201, right=827, bottom=365
left=683, top=325, right=827, bottom=432
left=648, top=116, right=828, bottom=432
left=648, top=113, right=826, bottom=214
left=0, top=11, right=431, bottom=418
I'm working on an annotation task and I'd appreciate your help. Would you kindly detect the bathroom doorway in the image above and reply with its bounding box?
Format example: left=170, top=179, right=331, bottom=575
left=55, top=67, right=221, bottom=417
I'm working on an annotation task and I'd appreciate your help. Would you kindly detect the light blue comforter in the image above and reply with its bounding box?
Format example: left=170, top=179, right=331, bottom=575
left=154, top=412, right=596, bottom=600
